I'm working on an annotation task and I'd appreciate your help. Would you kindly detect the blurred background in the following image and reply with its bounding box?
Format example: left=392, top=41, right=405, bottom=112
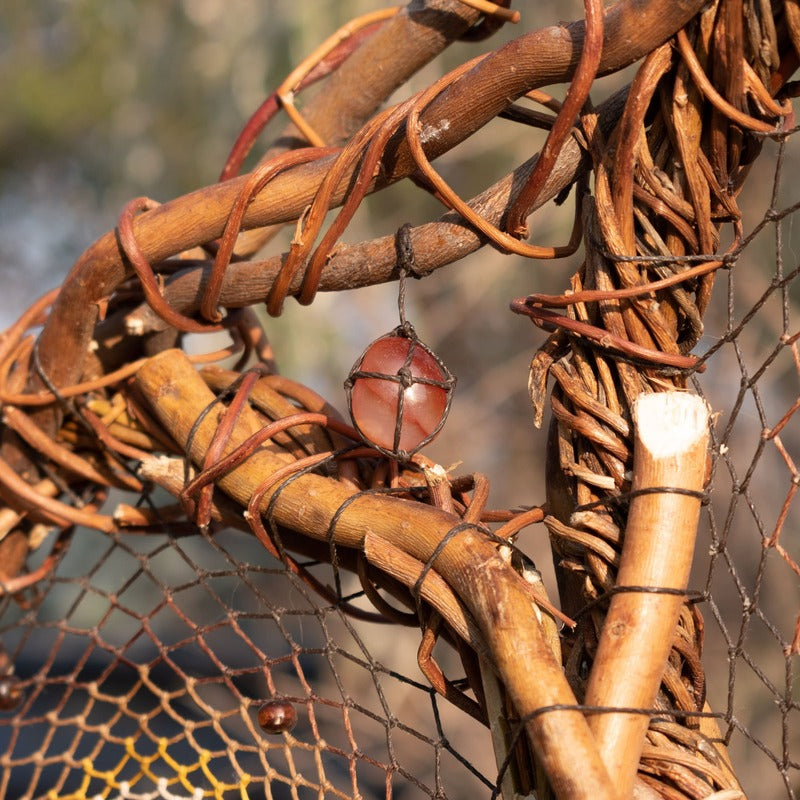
left=1, top=1, right=798, bottom=797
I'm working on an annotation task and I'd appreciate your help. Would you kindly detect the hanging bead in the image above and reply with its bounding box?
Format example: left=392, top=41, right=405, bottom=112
left=347, top=332, right=454, bottom=457
left=257, top=699, right=297, bottom=734
left=0, top=675, right=22, bottom=712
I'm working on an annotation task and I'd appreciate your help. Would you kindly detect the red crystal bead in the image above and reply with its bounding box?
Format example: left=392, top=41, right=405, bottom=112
left=350, top=336, right=449, bottom=453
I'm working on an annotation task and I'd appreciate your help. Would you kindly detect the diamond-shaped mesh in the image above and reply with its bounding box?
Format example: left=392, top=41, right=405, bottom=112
left=2, top=525, right=497, bottom=799
left=688, top=132, right=800, bottom=793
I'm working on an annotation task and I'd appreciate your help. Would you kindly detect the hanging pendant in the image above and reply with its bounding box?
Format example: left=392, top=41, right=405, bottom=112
left=346, top=326, right=455, bottom=459
left=345, top=225, right=455, bottom=460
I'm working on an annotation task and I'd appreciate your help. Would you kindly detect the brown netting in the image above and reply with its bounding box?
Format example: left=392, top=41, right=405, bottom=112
left=1, top=0, right=798, bottom=798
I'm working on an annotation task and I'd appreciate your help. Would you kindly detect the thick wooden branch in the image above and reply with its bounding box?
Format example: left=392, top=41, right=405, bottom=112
left=272, top=0, right=492, bottom=149
left=135, top=348, right=618, bottom=800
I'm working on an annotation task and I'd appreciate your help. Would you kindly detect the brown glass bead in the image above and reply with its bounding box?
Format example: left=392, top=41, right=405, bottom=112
left=257, top=699, right=297, bottom=734
left=0, top=675, right=23, bottom=712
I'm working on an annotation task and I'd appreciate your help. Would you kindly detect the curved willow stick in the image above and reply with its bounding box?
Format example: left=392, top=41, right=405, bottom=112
left=405, top=81, right=584, bottom=258
left=136, top=348, right=618, bottom=799
left=675, top=29, right=787, bottom=134
left=219, top=7, right=400, bottom=178
left=503, top=0, right=604, bottom=236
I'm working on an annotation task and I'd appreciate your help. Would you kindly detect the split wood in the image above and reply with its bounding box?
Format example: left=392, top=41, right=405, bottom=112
left=582, top=392, right=716, bottom=798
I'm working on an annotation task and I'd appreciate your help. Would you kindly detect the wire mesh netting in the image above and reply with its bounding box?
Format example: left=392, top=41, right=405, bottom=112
left=690, top=129, right=800, bottom=794
left=2, top=525, right=502, bottom=799
left=0, top=1, right=799, bottom=798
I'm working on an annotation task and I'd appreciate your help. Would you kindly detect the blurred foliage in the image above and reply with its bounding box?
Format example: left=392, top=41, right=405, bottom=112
left=2, top=0, right=306, bottom=197
left=0, top=0, right=561, bottom=197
